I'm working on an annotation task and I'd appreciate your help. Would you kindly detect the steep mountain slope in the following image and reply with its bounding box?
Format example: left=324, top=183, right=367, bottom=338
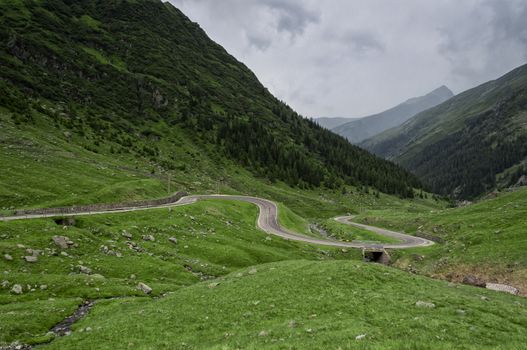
left=362, top=64, right=527, bottom=199
left=314, top=116, right=357, bottom=129
left=332, top=86, right=454, bottom=144
left=0, top=0, right=420, bottom=206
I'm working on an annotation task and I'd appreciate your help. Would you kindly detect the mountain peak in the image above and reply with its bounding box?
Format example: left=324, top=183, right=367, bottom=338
left=429, top=85, right=454, bottom=99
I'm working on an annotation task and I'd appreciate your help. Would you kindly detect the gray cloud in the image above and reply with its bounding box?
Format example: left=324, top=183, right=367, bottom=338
left=168, top=0, right=527, bottom=118
left=343, top=31, right=385, bottom=55
left=262, top=0, right=320, bottom=37
left=247, top=33, right=272, bottom=51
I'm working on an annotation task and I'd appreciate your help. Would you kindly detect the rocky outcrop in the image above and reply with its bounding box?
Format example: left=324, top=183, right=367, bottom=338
left=485, top=283, right=519, bottom=295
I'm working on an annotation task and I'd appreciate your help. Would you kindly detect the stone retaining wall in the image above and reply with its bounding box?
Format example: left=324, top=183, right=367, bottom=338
left=11, top=191, right=188, bottom=216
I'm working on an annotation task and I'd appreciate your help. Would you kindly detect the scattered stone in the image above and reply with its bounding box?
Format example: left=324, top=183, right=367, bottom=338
left=16, top=244, right=25, bottom=249
left=415, top=301, right=436, bottom=308
left=24, top=256, right=38, bottom=263
left=40, top=285, right=48, bottom=290
left=265, top=236, right=272, bottom=241
left=168, top=237, right=178, bottom=244
left=138, top=282, right=152, bottom=294
left=61, top=251, right=69, bottom=257
left=248, top=268, right=257, bottom=275
left=485, top=283, right=519, bottom=295
left=288, top=320, right=297, bottom=328
left=142, top=235, right=155, bottom=242
left=1, top=280, right=10, bottom=288
left=514, top=175, right=527, bottom=187
left=122, top=231, right=133, bottom=239
left=52, top=236, right=74, bottom=249
left=78, top=265, right=92, bottom=275
left=480, top=296, right=489, bottom=301
left=129, top=274, right=137, bottom=280
left=462, top=275, right=485, bottom=287
left=258, top=330, right=269, bottom=337
left=4, top=254, right=13, bottom=261
left=355, top=334, right=367, bottom=340
left=456, top=309, right=466, bottom=315
left=208, top=282, right=220, bottom=289
left=85, top=327, right=92, bottom=332
left=11, top=284, right=23, bottom=294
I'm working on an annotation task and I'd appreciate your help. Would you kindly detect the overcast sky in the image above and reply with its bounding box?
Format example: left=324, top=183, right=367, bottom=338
left=168, top=0, right=527, bottom=118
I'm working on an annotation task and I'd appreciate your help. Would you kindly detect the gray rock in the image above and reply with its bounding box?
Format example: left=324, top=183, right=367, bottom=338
left=355, top=334, right=367, bottom=340
left=4, top=254, right=13, bottom=261
left=52, top=236, right=74, bottom=249
left=248, top=268, right=257, bottom=275
left=26, top=249, right=41, bottom=257
left=142, top=235, right=155, bottom=242
left=485, top=283, right=519, bottom=295
left=138, top=282, right=152, bottom=294
left=78, top=265, right=92, bottom=274
left=463, top=275, right=485, bottom=287
left=24, top=256, right=38, bottom=263
left=11, top=284, right=23, bottom=294
left=168, top=237, right=178, bottom=244
left=122, top=231, right=133, bottom=240
left=1, top=280, right=10, bottom=288
left=415, top=300, right=436, bottom=308
left=258, top=330, right=269, bottom=337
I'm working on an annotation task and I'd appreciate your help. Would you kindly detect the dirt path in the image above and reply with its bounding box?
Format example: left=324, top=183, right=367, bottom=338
left=0, top=194, right=434, bottom=249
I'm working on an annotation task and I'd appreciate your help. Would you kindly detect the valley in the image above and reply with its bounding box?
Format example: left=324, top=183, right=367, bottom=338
left=1, top=0, right=526, bottom=349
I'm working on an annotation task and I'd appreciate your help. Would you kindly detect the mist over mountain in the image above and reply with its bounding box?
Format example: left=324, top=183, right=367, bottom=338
left=332, top=86, right=454, bottom=144
left=314, top=117, right=358, bottom=130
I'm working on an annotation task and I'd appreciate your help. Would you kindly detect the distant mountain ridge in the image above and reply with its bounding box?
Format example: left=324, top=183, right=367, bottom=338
left=362, top=63, right=527, bottom=199
left=332, top=86, right=454, bottom=144
left=315, top=117, right=358, bottom=129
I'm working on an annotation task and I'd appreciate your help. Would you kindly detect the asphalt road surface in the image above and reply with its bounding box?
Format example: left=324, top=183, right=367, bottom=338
left=0, top=194, right=434, bottom=249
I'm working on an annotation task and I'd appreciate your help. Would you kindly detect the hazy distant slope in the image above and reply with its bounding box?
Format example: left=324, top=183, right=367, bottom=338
left=362, top=63, right=527, bottom=199
left=315, top=117, right=357, bottom=129
left=332, top=86, right=454, bottom=143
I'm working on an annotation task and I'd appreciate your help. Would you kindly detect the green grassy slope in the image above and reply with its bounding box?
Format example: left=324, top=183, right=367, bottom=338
left=354, top=187, right=527, bottom=294
left=0, top=0, right=420, bottom=199
left=44, top=260, right=527, bottom=350
left=0, top=200, right=357, bottom=345
left=1, top=192, right=525, bottom=348
left=362, top=63, right=527, bottom=199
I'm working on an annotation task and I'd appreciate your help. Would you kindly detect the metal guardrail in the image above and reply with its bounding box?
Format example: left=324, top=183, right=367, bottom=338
left=1, top=191, right=188, bottom=218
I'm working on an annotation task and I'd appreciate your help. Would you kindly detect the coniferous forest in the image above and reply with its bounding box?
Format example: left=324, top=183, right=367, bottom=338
left=0, top=0, right=420, bottom=197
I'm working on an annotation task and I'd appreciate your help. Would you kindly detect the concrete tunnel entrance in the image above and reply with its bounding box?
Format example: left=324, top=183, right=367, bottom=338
left=362, top=248, right=390, bottom=264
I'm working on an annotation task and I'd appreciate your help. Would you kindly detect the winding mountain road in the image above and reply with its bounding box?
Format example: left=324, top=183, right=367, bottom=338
left=0, top=194, right=434, bottom=249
